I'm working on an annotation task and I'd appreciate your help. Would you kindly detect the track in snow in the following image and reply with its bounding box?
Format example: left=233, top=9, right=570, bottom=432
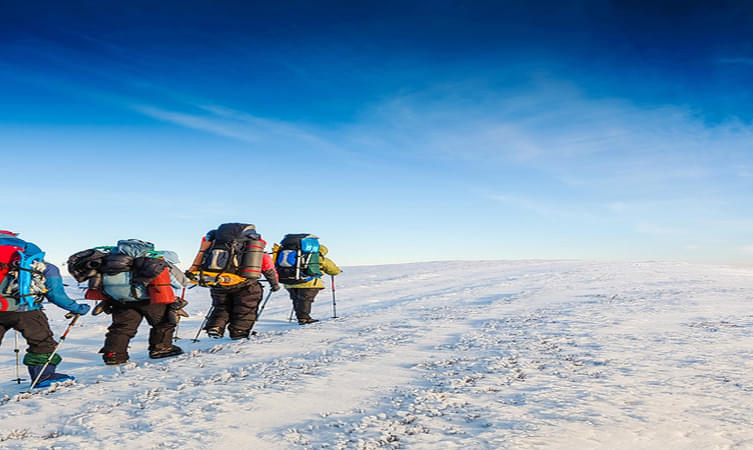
left=1, top=261, right=753, bottom=449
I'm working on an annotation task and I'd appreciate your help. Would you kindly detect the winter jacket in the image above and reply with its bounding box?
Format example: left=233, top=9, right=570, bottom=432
left=40, top=263, right=88, bottom=313
left=261, top=253, right=280, bottom=290
left=283, top=244, right=341, bottom=289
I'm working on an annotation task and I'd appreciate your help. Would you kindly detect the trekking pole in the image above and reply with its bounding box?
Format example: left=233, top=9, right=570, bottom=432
left=331, top=275, right=338, bottom=318
left=192, top=305, right=214, bottom=342
left=257, top=290, right=274, bottom=320
left=28, top=313, right=80, bottom=391
left=247, top=291, right=274, bottom=336
left=13, top=330, right=25, bottom=384
left=174, top=287, right=186, bottom=341
left=288, top=307, right=295, bottom=322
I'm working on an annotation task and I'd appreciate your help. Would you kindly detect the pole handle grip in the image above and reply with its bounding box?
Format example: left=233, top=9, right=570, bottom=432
left=64, top=313, right=81, bottom=325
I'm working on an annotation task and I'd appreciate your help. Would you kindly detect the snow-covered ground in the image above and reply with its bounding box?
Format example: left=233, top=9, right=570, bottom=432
left=2, top=260, right=753, bottom=449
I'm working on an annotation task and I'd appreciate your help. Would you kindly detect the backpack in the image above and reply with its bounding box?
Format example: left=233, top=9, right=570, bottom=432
left=193, top=223, right=265, bottom=286
left=0, top=235, right=47, bottom=311
left=101, top=239, right=157, bottom=302
left=274, top=234, right=321, bottom=284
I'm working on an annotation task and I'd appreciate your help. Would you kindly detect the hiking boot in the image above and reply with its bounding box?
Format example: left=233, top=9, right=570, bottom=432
left=206, top=327, right=224, bottom=339
left=149, top=345, right=183, bottom=359
left=103, top=352, right=129, bottom=365
left=28, top=365, right=75, bottom=388
left=298, top=318, right=319, bottom=325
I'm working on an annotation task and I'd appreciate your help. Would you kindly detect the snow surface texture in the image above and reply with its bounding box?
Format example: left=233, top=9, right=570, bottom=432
left=1, top=261, right=753, bottom=449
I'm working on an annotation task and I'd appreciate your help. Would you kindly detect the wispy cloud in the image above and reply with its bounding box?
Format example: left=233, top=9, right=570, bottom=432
left=342, top=81, right=753, bottom=191
left=487, top=193, right=559, bottom=217
left=719, top=57, right=753, bottom=66
left=133, top=105, right=263, bottom=143
left=634, top=222, right=687, bottom=236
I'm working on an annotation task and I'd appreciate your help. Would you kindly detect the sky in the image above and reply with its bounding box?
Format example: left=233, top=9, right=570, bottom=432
left=1, top=0, right=752, bottom=269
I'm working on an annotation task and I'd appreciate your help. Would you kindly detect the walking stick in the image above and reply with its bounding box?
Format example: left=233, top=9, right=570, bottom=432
left=174, top=287, right=186, bottom=341
left=13, top=330, right=25, bottom=384
left=247, top=290, right=274, bottom=337
left=192, top=305, right=214, bottom=342
left=331, top=275, right=338, bottom=318
left=288, top=307, right=295, bottom=322
left=29, top=313, right=79, bottom=391
left=257, top=290, right=274, bottom=320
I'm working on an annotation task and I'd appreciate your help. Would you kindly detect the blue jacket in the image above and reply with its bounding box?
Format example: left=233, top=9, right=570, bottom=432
left=40, top=263, right=83, bottom=313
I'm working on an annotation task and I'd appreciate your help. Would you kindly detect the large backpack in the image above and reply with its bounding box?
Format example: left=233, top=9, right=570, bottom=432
left=0, top=234, right=47, bottom=311
left=274, top=234, right=321, bottom=284
left=70, top=240, right=181, bottom=303
left=193, top=223, right=264, bottom=286
left=101, top=239, right=157, bottom=302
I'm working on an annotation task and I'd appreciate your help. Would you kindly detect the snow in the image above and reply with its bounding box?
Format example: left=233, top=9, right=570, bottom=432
left=2, top=260, right=753, bottom=449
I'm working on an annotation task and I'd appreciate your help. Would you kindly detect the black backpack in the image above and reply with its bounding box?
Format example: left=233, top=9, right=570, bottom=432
left=198, top=223, right=263, bottom=282
left=274, top=234, right=321, bottom=284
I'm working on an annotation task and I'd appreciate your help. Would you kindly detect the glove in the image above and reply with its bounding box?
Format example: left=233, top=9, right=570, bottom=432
left=184, top=270, right=197, bottom=281
left=169, top=298, right=190, bottom=318
left=271, top=284, right=281, bottom=292
left=71, top=302, right=91, bottom=316
left=92, top=300, right=113, bottom=316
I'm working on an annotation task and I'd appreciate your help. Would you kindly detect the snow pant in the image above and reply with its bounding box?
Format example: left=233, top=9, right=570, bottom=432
left=207, top=282, right=263, bottom=339
left=286, top=288, right=320, bottom=320
left=0, top=310, right=58, bottom=360
left=101, top=300, right=175, bottom=357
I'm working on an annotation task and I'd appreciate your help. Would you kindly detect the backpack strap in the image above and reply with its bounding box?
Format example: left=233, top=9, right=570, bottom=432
left=17, top=250, right=46, bottom=307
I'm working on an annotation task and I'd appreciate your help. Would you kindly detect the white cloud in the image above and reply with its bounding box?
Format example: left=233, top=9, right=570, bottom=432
left=487, top=193, right=555, bottom=217
left=133, top=105, right=263, bottom=143
left=607, top=202, right=628, bottom=213
left=635, top=222, right=687, bottom=236
left=341, top=81, right=753, bottom=191
left=719, top=57, right=753, bottom=66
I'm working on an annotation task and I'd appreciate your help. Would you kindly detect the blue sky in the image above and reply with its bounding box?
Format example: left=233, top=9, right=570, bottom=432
left=1, top=1, right=752, bottom=268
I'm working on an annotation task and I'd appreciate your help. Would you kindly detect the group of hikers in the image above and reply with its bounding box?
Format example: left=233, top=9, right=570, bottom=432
left=0, top=223, right=340, bottom=388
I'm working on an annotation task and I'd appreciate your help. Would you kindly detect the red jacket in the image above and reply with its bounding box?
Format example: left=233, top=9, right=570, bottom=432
left=262, top=253, right=278, bottom=280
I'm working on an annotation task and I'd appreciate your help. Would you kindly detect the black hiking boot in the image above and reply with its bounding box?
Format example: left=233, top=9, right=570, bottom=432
left=206, top=327, right=224, bottom=339
left=298, top=318, right=319, bottom=325
left=103, top=351, right=129, bottom=365
left=149, top=345, right=183, bottom=359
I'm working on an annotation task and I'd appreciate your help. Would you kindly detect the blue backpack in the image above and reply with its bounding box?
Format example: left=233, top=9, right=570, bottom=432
left=0, top=235, right=47, bottom=311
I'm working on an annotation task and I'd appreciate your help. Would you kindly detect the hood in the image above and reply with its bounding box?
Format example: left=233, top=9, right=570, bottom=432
left=319, top=244, right=328, bottom=256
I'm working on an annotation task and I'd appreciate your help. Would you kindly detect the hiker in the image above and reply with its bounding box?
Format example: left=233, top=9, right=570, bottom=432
left=0, top=231, right=90, bottom=387
left=67, top=239, right=187, bottom=365
left=274, top=234, right=340, bottom=324
left=186, top=223, right=280, bottom=340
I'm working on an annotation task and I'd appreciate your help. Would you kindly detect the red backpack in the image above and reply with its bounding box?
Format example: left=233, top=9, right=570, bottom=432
left=0, top=232, right=24, bottom=311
